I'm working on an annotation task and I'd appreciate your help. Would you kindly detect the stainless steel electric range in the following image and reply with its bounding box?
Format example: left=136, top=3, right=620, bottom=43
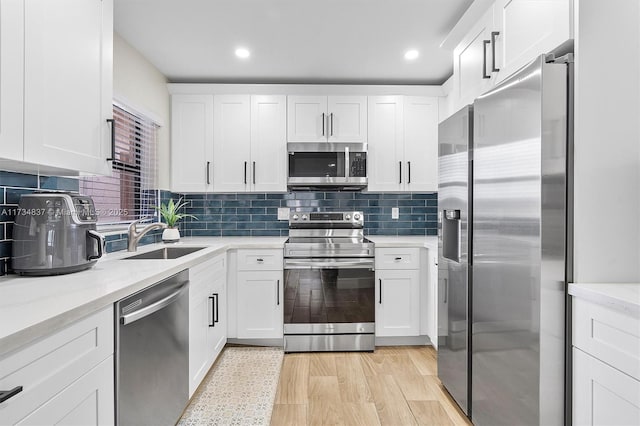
left=283, top=211, right=375, bottom=352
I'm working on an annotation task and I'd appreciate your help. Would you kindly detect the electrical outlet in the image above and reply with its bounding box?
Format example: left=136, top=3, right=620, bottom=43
left=277, top=207, right=290, bottom=220
left=391, top=207, right=399, bottom=219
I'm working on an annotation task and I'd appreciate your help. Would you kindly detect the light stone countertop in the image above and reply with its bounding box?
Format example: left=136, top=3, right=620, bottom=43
left=568, top=282, right=640, bottom=319
left=0, top=235, right=437, bottom=357
left=367, top=235, right=438, bottom=251
left=0, top=237, right=286, bottom=357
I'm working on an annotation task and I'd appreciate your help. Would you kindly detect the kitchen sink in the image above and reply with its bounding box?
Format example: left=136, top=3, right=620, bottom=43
left=122, top=247, right=206, bottom=260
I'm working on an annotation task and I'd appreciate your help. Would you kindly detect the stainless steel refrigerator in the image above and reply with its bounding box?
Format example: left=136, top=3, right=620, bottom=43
left=438, top=54, right=572, bottom=426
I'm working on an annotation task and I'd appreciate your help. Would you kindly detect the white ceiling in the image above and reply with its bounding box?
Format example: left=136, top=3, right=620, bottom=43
left=114, top=0, right=473, bottom=85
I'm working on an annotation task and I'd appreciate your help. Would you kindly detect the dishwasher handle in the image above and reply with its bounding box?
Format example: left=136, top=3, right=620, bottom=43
left=121, top=282, right=189, bottom=325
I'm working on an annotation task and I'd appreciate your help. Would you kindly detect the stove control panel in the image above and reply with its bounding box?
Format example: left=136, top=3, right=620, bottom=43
left=288, top=211, right=364, bottom=227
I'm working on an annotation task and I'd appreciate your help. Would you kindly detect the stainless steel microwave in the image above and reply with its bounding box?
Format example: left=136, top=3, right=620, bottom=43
left=287, top=142, right=367, bottom=190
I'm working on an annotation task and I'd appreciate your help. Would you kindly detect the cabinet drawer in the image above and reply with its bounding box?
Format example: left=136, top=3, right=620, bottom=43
left=0, top=306, right=114, bottom=424
left=375, top=248, right=421, bottom=270
left=573, top=297, right=640, bottom=381
left=237, top=249, right=283, bottom=271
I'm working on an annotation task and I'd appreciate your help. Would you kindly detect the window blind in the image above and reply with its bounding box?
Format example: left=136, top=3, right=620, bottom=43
left=80, top=105, right=159, bottom=225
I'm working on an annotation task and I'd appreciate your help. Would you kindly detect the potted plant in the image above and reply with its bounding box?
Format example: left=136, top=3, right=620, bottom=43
left=156, top=197, right=197, bottom=243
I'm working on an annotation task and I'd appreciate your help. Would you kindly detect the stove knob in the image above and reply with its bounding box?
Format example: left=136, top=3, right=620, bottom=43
left=292, top=214, right=299, bottom=220
left=354, top=213, right=361, bottom=220
left=301, top=214, right=308, bottom=221
left=345, top=214, right=351, bottom=220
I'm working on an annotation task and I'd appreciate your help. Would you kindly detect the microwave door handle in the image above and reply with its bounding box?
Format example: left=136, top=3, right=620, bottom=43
left=345, top=146, right=349, bottom=178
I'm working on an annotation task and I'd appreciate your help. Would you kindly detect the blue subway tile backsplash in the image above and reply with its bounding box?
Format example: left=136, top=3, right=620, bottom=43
left=0, top=171, right=174, bottom=275
left=0, top=169, right=439, bottom=274
left=177, top=191, right=438, bottom=238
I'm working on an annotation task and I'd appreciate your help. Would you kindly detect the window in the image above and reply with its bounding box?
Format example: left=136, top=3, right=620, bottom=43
left=80, top=105, right=159, bottom=225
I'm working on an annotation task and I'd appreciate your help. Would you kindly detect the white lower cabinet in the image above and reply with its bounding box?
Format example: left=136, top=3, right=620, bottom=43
left=573, top=348, right=640, bottom=426
left=235, top=249, right=283, bottom=339
left=0, top=306, right=114, bottom=425
left=236, top=270, right=283, bottom=339
left=16, top=356, right=114, bottom=426
left=375, top=269, right=421, bottom=337
left=375, top=247, right=422, bottom=337
left=572, top=296, right=640, bottom=425
left=188, top=254, right=226, bottom=397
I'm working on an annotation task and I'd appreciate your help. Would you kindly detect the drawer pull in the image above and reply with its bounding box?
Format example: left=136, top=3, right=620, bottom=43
left=0, top=386, right=23, bottom=403
left=394, top=257, right=402, bottom=261
left=256, top=258, right=264, bottom=263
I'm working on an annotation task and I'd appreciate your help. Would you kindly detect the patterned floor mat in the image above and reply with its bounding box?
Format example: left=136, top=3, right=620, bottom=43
left=178, top=346, right=284, bottom=426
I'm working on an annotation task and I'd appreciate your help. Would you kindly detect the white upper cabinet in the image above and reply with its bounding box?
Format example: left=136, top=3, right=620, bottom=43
left=287, top=96, right=327, bottom=142
left=368, top=96, right=438, bottom=192
left=454, top=5, right=496, bottom=108
left=326, top=96, right=367, bottom=142
left=213, top=95, right=252, bottom=192
left=493, top=0, right=571, bottom=84
left=250, top=95, right=287, bottom=192
left=0, top=0, right=112, bottom=175
left=214, top=95, right=286, bottom=192
left=367, top=96, right=404, bottom=192
left=287, top=95, right=367, bottom=143
left=0, top=0, right=23, bottom=161
left=171, top=94, right=214, bottom=193
left=23, top=0, right=112, bottom=175
left=403, top=96, right=438, bottom=192
left=446, top=0, right=572, bottom=117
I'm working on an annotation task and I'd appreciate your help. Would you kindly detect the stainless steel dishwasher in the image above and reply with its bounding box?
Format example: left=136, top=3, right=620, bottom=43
left=115, top=270, right=189, bottom=426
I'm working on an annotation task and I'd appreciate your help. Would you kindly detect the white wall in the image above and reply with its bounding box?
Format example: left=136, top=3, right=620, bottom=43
left=573, top=0, right=640, bottom=282
left=113, top=33, right=171, bottom=190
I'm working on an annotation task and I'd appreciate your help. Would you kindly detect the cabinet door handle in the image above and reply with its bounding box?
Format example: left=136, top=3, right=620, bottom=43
left=407, top=161, right=411, bottom=184
left=206, top=161, right=211, bottom=185
left=244, top=161, right=248, bottom=184
left=256, top=258, right=264, bottom=263
left=0, top=386, right=23, bottom=403
left=444, top=278, right=448, bottom=304
left=379, top=279, right=382, bottom=304
left=330, top=113, right=334, bottom=136
left=253, top=161, right=256, bottom=185
left=399, top=161, right=402, bottom=184
left=106, top=118, right=115, bottom=161
left=491, top=31, right=500, bottom=72
left=208, top=295, right=215, bottom=327
left=214, top=293, right=219, bottom=323
left=482, top=40, right=491, bottom=79
left=322, top=113, right=325, bottom=136
left=277, top=280, right=280, bottom=305
left=395, top=257, right=402, bottom=261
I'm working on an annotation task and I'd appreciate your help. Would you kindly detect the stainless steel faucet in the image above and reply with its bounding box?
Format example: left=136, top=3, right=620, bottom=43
left=127, top=218, right=168, bottom=252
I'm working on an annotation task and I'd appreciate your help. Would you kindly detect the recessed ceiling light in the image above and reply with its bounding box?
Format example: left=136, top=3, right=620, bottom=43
left=404, top=49, right=419, bottom=61
left=235, top=48, right=250, bottom=59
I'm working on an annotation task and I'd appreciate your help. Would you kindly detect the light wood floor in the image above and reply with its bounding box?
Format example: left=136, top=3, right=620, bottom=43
left=271, top=346, right=472, bottom=426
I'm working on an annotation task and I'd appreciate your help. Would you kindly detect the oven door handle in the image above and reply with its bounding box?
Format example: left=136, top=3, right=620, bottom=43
left=284, top=258, right=375, bottom=270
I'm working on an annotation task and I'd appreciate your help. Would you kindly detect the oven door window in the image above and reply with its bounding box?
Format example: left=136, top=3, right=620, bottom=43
left=284, top=267, right=375, bottom=324
left=288, top=152, right=345, bottom=178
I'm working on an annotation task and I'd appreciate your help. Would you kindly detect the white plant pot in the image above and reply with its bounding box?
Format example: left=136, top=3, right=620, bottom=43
left=162, top=227, right=180, bottom=243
